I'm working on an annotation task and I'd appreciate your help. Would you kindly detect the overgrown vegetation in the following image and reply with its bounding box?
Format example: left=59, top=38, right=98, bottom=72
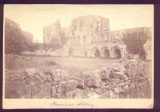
left=5, top=18, right=32, bottom=54
left=122, top=32, right=150, bottom=60
left=5, top=18, right=68, bottom=54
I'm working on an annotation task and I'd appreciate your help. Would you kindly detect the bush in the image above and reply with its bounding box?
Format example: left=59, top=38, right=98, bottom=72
left=122, top=32, right=150, bottom=60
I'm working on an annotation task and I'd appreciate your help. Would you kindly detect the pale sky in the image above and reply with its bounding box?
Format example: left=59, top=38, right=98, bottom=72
left=4, top=5, right=153, bottom=43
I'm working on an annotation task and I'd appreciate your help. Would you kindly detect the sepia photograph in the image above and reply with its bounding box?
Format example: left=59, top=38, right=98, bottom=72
left=3, top=4, right=154, bottom=109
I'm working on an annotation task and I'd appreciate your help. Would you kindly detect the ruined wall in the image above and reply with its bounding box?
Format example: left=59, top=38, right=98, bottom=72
left=70, top=15, right=110, bottom=45
left=43, top=20, right=62, bottom=44
left=42, top=16, right=152, bottom=59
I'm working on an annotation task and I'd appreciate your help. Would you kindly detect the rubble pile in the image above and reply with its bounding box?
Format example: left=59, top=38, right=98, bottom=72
left=82, top=60, right=151, bottom=98
left=5, top=59, right=151, bottom=99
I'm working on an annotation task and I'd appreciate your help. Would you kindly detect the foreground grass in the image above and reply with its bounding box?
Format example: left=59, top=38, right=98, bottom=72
left=5, top=54, right=119, bottom=77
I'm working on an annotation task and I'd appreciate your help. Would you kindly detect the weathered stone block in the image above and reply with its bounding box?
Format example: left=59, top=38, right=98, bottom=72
left=110, top=63, right=126, bottom=72
left=51, top=69, right=69, bottom=81
left=100, top=67, right=110, bottom=80
left=109, top=73, right=117, bottom=78
left=51, top=86, right=57, bottom=98
left=94, top=88, right=102, bottom=94
left=44, top=72, right=53, bottom=82
left=113, top=87, right=123, bottom=94
left=30, top=85, right=41, bottom=98
left=123, top=84, right=129, bottom=92
left=66, top=89, right=84, bottom=99
left=68, top=76, right=85, bottom=89
left=130, top=67, right=138, bottom=76
left=25, top=68, right=38, bottom=77
left=57, top=81, right=66, bottom=93
left=84, top=69, right=101, bottom=88
left=65, top=80, right=78, bottom=92
left=129, top=82, right=136, bottom=89
left=25, top=75, right=42, bottom=86
left=35, top=73, right=48, bottom=83
left=38, top=83, right=51, bottom=98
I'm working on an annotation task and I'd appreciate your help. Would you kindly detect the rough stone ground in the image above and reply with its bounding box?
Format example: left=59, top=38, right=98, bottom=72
left=5, top=54, right=152, bottom=99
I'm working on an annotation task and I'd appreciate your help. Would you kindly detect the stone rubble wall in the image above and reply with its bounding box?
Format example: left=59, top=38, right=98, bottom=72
left=5, top=59, right=151, bottom=99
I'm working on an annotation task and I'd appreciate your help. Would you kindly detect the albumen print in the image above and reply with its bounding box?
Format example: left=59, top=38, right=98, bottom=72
left=3, top=5, right=154, bottom=109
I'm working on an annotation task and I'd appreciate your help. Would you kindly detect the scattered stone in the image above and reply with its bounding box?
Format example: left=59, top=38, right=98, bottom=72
left=38, top=73, right=48, bottom=83
left=129, top=82, right=136, bottom=89
left=118, top=82, right=126, bottom=87
left=51, top=69, right=69, bottom=81
left=94, top=88, right=102, bottom=94
left=66, top=89, right=84, bottom=99
left=25, top=68, right=38, bottom=77
left=25, top=75, right=42, bottom=86
left=109, top=72, right=117, bottom=78
left=109, top=90, right=115, bottom=98
left=83, top=70, right=92, bottom=77
left=100, top=67, right=110, bottom=80
left=30, top=85, right=41, bottom=98
left=101, top=90, right=110, bottom=98
left=20, top=70, right=30, bottom=81
left=69, top=76, right=85, bottom=89
left=51, top=85, right=57, bottom=98
left=65, top=80, right=78, bottom=91
left=84, top=69, right=101, bottom=88
left=110, top=63, right=126, bottom=72
left=44, top=72, right=54, bottom=82
left=57, top=81, right=66, bottom=93
left=38, top=83, right=51, bottom=98
left=5, top=58, right=151, bottom=99
left=86, top=89, right=101, bottom=99
left=113, top=87, right=123, bottom=94
left=123, top=84, right=129, bottom=92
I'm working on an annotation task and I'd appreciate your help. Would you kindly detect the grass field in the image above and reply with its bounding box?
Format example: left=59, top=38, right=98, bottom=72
left=5, top=54, right=120, bottom=77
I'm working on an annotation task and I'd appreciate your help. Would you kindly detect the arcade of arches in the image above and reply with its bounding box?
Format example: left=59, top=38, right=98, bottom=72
left=93, top=47, right=122, bottom=59
left=68, top=46, right=123, bottom=59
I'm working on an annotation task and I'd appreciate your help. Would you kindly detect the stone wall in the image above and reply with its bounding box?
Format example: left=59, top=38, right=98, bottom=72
left=5, top=59, right=151, bottom=99
left=70, top=15, right=110, bottom=45
left=43, top=16, right=152, bottom=60
left=43, top=20, right=62, bottom=44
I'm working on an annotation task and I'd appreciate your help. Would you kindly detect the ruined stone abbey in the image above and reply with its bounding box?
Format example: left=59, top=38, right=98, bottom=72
left=43, top=15, right=152, bottom=59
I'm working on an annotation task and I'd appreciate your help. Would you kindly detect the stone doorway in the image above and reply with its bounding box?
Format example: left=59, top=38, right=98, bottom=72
left=114, top=49, right=121, bottom=59
left=95, top=49, right=100, bottom=58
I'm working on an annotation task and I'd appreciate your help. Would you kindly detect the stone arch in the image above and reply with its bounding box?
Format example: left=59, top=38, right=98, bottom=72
left=101, top=47, right=110, bottom=59
left=111, top=46, right=122, bottom=59
left=91, top=47, right=100, bottom=58
left=114, top=49, right=121, bottom=59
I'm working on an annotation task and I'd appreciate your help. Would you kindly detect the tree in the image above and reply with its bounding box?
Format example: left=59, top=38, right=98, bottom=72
left=27, top=43, right=43, bottom=52
left=5, top=18, right=34, bottom=54
left=122, top=31, right=150, bottom=59
left=5, top=18, right=28, bottom=54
